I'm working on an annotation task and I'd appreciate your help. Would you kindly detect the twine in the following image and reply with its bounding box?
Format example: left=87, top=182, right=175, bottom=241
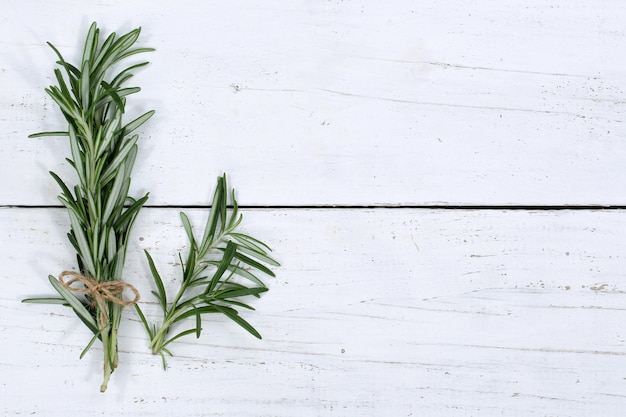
left=58, top=270, right=140, bottom=328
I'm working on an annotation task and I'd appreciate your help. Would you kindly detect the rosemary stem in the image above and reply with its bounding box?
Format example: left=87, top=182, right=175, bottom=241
left=100, top=321, right=112, bottom=392
left=110, top=304, right=122, bottom=369
left=149, top=288, right=187, bottom=353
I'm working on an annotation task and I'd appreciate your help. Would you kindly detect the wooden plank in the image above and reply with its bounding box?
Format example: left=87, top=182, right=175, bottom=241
left=3, top=207, right=626, bottom=415
left=2, top=1, right=626, bottom=206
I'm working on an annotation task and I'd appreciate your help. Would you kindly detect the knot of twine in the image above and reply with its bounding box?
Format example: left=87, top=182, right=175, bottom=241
left=59, top=271, right=140, bottom=327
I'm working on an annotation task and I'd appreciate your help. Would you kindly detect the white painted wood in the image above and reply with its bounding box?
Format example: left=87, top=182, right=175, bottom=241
left=3, top=207, right=626, bottom=415
left=4, top=1, right=626, bottom=416
left=2, top=1, right=626, bottom=205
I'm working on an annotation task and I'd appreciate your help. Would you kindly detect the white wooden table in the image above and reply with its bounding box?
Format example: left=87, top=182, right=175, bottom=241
left=2, top=1, right=626, bottom=415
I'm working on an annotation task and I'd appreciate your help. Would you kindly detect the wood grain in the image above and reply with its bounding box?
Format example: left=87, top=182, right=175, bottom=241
left=3, top=207, right=626, bottom=416
left=3, top=1, right=626, bottom=416
left=2, top=1, right=626, bottom=205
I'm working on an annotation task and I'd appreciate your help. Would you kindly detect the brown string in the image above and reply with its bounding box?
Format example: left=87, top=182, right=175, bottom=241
left=58, top=270, right=140, bottom=328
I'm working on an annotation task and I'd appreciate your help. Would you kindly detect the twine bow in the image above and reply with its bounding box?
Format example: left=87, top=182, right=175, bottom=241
left=58, top=270, right=140, bottom=328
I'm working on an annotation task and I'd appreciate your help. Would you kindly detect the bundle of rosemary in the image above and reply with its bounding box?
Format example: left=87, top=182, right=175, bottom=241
left=22, top=23, right=154, bottom=392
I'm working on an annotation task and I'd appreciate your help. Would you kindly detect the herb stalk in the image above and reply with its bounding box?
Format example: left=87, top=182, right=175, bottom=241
left=136, top=175, right=278, bottom=368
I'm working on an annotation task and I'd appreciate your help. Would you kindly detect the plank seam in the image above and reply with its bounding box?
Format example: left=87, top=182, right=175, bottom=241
left=2, top=205, right=625, bottom=210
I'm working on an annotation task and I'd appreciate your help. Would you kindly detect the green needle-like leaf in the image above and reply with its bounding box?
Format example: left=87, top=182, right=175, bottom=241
left=213, top=305, right=263, bottom=339
left=28, top=131, right=69, bottom=138
left=48, top=275, right=98, bottom=333
left=231, top=250, right=276, bottom=278
left=121, top=110, right=155, bottom=136
left=161, top=329, right=197, bottom=350
left=80, top=330, right=103, bottom=359
left=195, top=312, right=202, bottom=338
left=205, top=241, right=237, bottom=295
left=144, top=250, right=167, bottom=311
left=134, top=304, right=154, bottom=339
left=235, top=244, right=281, bottom=267
left=179, top=212, right=197, bottom=248
left=22, top=297, right=68, bottom=305
left=172, top=305, right=221, bottom=323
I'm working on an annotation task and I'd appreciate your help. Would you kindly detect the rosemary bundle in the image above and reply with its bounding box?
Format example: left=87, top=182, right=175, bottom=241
left=22, top=23, right=154, bottom=392
left=136, top=175, right=279, bottom=368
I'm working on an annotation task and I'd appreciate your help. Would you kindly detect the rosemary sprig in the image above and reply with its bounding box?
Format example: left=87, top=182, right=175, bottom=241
left=22, top=22, right=154, bottom=392
left=136, top=175, right=279, bottom=368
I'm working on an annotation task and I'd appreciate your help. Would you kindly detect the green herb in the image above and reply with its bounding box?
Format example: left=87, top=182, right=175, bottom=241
left=22, top=22, right=154, bottom=392
left=136, top=175, right=279, bottom=369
